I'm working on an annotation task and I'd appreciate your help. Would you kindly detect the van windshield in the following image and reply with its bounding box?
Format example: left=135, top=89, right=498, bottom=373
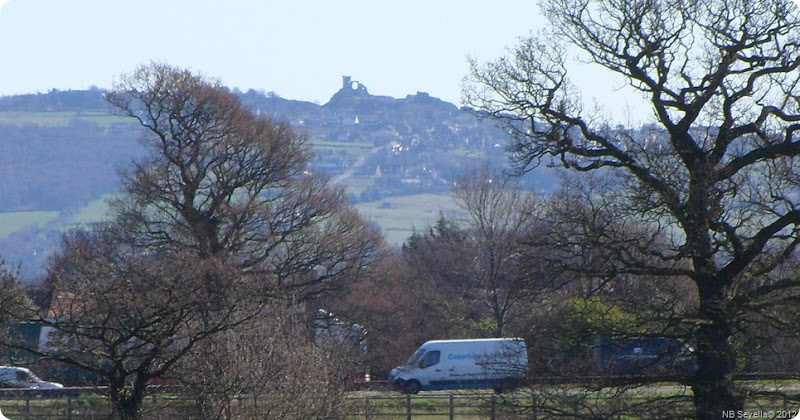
left=405, top=349, right=425, bottom=367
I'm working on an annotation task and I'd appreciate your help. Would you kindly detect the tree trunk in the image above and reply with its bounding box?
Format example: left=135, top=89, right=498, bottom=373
left=109, top=379, right=145, bottom=420
left=115, top=399, right=142, bottom=420
left=693, top=282, right=744, bottom=419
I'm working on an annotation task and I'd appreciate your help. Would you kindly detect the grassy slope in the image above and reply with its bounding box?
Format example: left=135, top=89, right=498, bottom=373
left=1, top=191, right=459, bottom=246
left=69, top=195, right=115, bottom=227
left=0, top=111, right=460, bottom=246
left=0, top=111, right=131, bottom=128
left=0, top=211, right=60, bottom=238
left=355, top=193, right=462, bottom=245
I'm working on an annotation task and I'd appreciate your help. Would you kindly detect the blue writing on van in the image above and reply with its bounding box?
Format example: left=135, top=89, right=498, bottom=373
left=448, top=353, right=483, bottom=360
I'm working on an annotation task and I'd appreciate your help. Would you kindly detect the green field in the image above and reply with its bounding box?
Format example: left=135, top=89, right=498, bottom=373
left=0, top=111, right=132, bottom=128
left=355, top=193, right=463, bottom=245
left=0, top=197, right=114, bottom=239
left=75, top=193, right=462, bottom=246
left=0, top=192, right=459, bottom=246
left=0, top=211, right=60, bottom=238
left=311, top=139, right=374, bottom=158
left=69, top=196, right=115, bottom=227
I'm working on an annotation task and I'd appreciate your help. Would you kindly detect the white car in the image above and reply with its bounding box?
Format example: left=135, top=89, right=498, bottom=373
left=0, top=366, right=63, bottom=389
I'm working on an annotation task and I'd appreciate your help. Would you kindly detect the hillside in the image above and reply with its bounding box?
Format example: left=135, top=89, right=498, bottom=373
left=0, top=78, right=556, bottom=277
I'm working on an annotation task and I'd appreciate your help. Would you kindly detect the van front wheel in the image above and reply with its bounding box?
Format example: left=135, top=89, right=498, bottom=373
left=403, top=380, right=421, bottom=395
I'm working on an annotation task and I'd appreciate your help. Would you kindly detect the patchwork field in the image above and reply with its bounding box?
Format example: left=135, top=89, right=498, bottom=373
left=355, top=193, right=462, bottom=245
left=0, top=193, right=459, bottom=246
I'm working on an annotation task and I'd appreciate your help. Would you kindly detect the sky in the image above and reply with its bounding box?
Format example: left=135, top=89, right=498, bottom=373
left=5, top=1, right=796, bottom=122
left=0, top=0, right=552, bottom=104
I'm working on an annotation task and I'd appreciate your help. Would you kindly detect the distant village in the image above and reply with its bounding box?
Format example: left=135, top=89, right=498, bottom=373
left=238, top=75, right=519, bottom=202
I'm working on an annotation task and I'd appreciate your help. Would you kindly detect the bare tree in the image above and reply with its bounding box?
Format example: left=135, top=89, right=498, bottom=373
left=0, top=63, right=381, bottom=420
left=176, top=309, right=351, bottom=420
left=466, top=0, right=800, bottom=417
left=398, top=165, right=543, bottom=339
left=0, top=263, right=30, bottom=323
left=401, top=217, right=478, bottom=336
left=3, top=227, right=253, bottom=420
left=323, top=250, right=441, bottom=377
left=106, top=62, right=381, bottom=301
left=451, top=164, right=542, bottom=336
left=522, top=174, right=699, bottom=377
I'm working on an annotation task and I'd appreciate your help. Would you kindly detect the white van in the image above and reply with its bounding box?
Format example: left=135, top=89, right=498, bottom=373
left=388, top=338, right=527, bottom=394
left=0, top=366, right=63, bottom=389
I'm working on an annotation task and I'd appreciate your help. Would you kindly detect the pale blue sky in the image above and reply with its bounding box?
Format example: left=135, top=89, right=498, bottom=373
left=0, top=0, right=660, bottom=120
left=0, top=1, right=546, bottom=103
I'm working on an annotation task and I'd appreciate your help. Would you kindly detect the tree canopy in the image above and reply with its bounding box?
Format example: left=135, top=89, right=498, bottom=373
left=466, top=0, right=800, bottom=418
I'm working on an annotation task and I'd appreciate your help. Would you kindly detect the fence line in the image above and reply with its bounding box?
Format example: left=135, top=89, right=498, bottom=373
left=0, top=391, right=796, bottom=419
left=1, top=393, right=513, bottom=420
left=346, top=393, right=511, bottom=420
